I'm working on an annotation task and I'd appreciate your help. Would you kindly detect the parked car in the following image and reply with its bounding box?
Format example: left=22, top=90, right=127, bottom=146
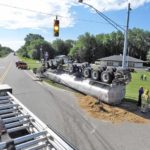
left=16, top=61, right=28, bottom=69
left=16, top=61, right=22, bottom=67
left=145, top=67, right=150, bottom=71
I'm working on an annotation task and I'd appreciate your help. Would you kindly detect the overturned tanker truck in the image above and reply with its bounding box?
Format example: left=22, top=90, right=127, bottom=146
left=39, top=55, right=131, bottom=104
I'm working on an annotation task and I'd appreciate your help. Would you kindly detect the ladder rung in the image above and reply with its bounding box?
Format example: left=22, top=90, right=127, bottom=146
left=1, top=112, right=19, bottom=119
left=14, top=131, right=47, bottom=144
left=7, top=125, right=29, bottom=133
left=0, top=96, right=9, bottom=100
left=0, top=108, right=17, bottom=115
left=0, top=104, right=18, bottom=110
left=15, top=137, right=47, bottom=150
left=3, top=115, right=30, bottom=123
left=5, top=119, right=30, bottom=129
left=0, top=100, right=10, bottom=104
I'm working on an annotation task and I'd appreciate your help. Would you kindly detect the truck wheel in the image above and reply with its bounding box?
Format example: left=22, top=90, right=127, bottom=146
left=83, top=69, right=91, bottom=78
left=101, top=71, right=113, bottom=84
left=74, top=65, right=79, bottom=72
left=91, top=70, right=99, bottom=80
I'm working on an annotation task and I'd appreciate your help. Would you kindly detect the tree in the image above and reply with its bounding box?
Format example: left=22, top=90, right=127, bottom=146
left=64, top=40, right=75, bottom=54
left=17, top=28, right=150, bottom=63
left=18, top=33, right=55, bottom=60
left=24, top=34, right=44, bottom=46
left=128, top=28, right=150, bottom=60
left=52, top=39, right=68, bottom=55
left=30, top=39, right=55, bottom=60
left=0, top=45, right=13, bottom=57
left=69, top=33, right=97, bottom=63
left=147, top=50, right=150, bottom=62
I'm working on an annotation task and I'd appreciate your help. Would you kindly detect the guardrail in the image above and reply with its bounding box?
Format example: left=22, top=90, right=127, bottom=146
left=0, top=86, right=76, bottom=150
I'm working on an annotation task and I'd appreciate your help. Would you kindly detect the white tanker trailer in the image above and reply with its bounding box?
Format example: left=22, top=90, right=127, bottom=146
left=37, top=56, right=131, bottom=104
left=44, top=71, right=126, bottom=104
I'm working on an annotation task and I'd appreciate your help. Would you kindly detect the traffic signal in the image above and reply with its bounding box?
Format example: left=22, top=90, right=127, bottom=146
left=78, top=0, right=83, bottom=2
left=54, top=19, right=59, bottom=37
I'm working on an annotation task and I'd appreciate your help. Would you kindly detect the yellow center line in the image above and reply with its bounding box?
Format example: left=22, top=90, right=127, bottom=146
left=0, top=61, right=13, bottom=84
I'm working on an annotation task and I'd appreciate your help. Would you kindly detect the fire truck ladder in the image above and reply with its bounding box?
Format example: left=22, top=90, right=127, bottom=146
left=0, top=86, right=76, bottom=150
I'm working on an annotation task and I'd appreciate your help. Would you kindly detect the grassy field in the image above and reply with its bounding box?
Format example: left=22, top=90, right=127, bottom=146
left=18, top=56, right=42, bottom=70
left=125, top=70, right=150, bottom=102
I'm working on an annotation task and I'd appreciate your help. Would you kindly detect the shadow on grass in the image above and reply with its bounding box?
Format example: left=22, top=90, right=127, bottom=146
left=119, top=97, right=150, bottom=121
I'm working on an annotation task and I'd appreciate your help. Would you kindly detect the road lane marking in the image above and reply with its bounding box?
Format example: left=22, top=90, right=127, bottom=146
left=0, top=61, right=12, bottom=83
left=24, top=70, right=43, bottom=86
left=24, top=70, right=42, bottom=81
left=24, top=70, right=35, bottom=80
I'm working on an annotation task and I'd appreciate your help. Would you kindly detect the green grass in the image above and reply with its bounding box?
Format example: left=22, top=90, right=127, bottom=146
left=44, top=79, right=66, bottom=89
left=18, top=56, right=42, bottom=70
left=125, top=71, right=150, bottom=102
left=44, top=79, right=77, bottom=93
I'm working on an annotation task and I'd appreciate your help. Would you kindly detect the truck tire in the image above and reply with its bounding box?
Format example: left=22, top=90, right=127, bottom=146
left=83, top=68, right=91, bottom=78
left=91, top=70, right=99, bottom=80
left=101, top=71, right=113, bottom=84
left=74, top=65, right=79, bottom=72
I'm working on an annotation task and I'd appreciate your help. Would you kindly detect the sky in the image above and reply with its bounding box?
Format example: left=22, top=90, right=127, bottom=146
left=0, top=0, right=150, bottom=51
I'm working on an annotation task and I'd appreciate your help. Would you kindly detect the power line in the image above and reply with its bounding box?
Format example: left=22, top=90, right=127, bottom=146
left=0, top=3, right=62, bottom=17
left=0, top=2, right=125, bottom=28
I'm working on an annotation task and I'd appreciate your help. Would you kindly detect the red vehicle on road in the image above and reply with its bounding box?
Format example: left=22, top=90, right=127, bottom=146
left=16, top=61, right=28, bottom=69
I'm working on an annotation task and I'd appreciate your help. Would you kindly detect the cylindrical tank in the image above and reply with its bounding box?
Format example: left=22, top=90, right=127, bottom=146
left=45, top=71, right=126, bottom=104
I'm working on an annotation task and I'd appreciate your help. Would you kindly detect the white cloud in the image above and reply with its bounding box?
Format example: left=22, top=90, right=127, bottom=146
left=0, top=0, right=75, bottom=29
left=0, top=40, right=25, bottom=51
left=0, top=0, right=149, bottom=29
left=82, top=0, right=150, bottom=11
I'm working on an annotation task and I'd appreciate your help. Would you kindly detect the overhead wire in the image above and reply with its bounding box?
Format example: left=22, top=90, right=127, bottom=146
left=0, top=2, right=125, bottom=28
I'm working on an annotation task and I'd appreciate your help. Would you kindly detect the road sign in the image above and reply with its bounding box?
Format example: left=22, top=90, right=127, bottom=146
left=44, top=52, right=49, bottom=61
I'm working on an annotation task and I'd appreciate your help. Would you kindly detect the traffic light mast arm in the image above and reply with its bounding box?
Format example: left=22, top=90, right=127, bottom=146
left=79, top=1, right=125, bottom=32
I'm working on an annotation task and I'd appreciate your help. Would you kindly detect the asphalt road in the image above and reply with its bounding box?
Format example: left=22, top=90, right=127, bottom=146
left=1, top=53, right=150, bottom=150
left=0, top=54, right=13, bottom=83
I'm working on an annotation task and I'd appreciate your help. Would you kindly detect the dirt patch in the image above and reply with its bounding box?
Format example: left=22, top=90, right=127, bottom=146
left=77, top=95, right=150, bottom=124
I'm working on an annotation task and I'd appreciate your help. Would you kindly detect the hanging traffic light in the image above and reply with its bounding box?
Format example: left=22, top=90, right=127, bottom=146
left=54, top=19, right=59, bottom=37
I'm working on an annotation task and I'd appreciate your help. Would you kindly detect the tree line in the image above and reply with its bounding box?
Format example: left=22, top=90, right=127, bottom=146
left=0, top=44, right=13, bottom=57
left=17, top=28, right=150, bottom=63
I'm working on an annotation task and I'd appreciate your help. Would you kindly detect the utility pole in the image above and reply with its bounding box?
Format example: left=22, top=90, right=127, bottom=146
left=79, top=1, right=131, bottom=68
left=122, top=3, right=131, bottom=68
